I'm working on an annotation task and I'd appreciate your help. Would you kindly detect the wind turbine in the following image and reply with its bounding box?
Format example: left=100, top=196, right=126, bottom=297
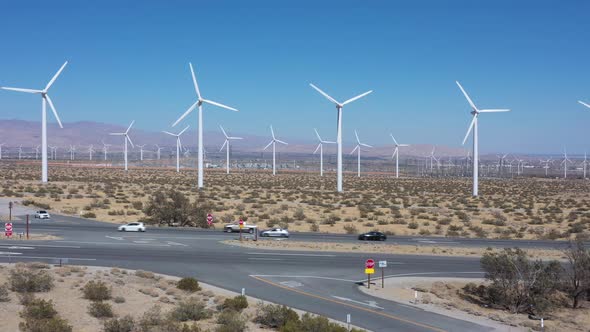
left=101, top=141, right=111, bottom=161
left=350, top=130, right=372, bottom=178
left=34, top=145, right=40, bottom=160
left=390, top=134, right=409, bottom=178
left=18, top=145, right=22, bottom=160
left=88, top=145, right=95, bottom=161
left=429, top=147, right=440, bottom=173
left=163, top=125, right=189, bottom=173
left=309, top=83, right=372, bottom=192
left=313, top=128, right=336, bottom=177
left=561, top=148, right=572, bottom=179
left=0, top=143, right=4, bottom=160
left=109, top=121, right=135, bottom=171
left=262, top=125, right=288, bottom=176
left=1, top=61, right=68, bottom=183
left=456, top=81, right=510, bottom=197
left=582, top=153, right=588, bottom=179
left=137, top=144, right=146, bottom=161
left=154, top=145, right=162, bottom=160
left=540, top=158, right=552, bottom=177
left=49, top=146, right=57, bottom=160
left=219, top=125, right=243, bottom=175
left=171, top=63, right=239, bottom=189
left=68, top=145, right=76, bottom=160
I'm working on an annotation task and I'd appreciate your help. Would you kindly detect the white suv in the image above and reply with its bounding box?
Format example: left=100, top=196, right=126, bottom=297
left=118, top=222, right=146, bottom=232
left=34, top=210, right=51, bottom=219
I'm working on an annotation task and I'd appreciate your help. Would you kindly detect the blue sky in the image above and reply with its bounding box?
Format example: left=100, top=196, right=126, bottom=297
left=0, top=0, right=589, bottom=154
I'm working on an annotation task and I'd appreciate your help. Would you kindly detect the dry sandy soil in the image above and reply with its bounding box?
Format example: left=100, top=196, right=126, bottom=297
left=2, top=162, right=590, bottom=242
left=223, top=239, right=568, bottom=260
left=359, top=277, right=590, bottom=332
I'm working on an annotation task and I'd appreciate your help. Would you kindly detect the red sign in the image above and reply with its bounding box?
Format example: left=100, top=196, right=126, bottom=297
left=206, top=214, right=213, bottom=225
left=365, top=259, right=375, bottom=269
left=5, top=222, right=13, bottom=237
left=239, top=219, right=244, bottom=225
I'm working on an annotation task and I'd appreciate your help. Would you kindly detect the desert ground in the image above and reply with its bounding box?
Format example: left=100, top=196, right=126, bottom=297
left=2, top=162, right=590, bottom=241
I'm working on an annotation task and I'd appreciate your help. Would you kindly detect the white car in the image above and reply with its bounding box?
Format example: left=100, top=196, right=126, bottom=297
left=224, top=222, right=257, bottom=233
left=34, top=210, right=50, bottom=219
left=118, top=222, right=146, bottom=232
left=260, top=228, right=289, bottom=238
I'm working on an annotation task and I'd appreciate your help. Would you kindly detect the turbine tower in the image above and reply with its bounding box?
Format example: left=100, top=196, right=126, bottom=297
left=540, top=158, right=552, bottom=177
left=1, top=61, right=68, bottom=183
left=313, top=128, right=336, bottom=177
left=137, top=144, right=146, bottom=161
left=0, top=143, right=4, bottom=160
left=561, top=148, right=572, bottom=179
left=350, top=130, right=372, bottom=178
left=88, top=145, right=95, bottom=161
left=154, top=145, right=162, bottom=160
left=109, top=121, right=135, bottom=171
left=172, top=63, right=239, bottom=189
left=309, top=83, right=372, bottom=192
left=263, top=125, right=288, bottom=176
left=18, top=145, right=22, bottom=160
left=219, top=125, right=243, bottom=175
left=390, top=134, right=409, bottom=178
left=582, top=153, right=588, bottom=179
left=456, top=81, right=510, bottom=197
left=163, top=126, right=189, bottom=173
left=49, top=146, right=57, bottom=160
left=101, top=141, right=111, bottom=161
left=68, top=145, right=76, bottom=160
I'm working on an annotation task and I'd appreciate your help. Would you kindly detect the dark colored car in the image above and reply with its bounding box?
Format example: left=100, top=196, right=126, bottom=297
left=358, top=231, right=387, bottom=241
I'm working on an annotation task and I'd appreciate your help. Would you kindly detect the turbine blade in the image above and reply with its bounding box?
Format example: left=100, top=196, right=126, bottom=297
left=314, top=128, right=322, bottom=141
left=263, top=141, right=273, bottom=151
left=220, top=140, right=227, bottom=152
left=354, top=130, right=360, bottom=144
left=1, top=87, right=42, bottom=93
left=322, top=140, right=336, bottom=144
left=202, top=99, right=239, bottom=112
left=462, top=115, right=477, bottom=145
left=228, top=136, right=243, bottom=140
left=579, top=100, right=590, bottom=109
left=173, top=101, right=198, bottom=127
left=392, top=147, right=398, bottom=160
left=342, top=90, right=373, bottom=105
left=479, top=109, right=511, bottom=113
left=178, top=138, right=183, bottom=152
left=313, top=143, right=321, bottom=154
left=126, top=120, right=135, bottom=134
left=44, top=94, right=63, bottom=128
left=219, top=125, right=228, bottom=138
left=162, top=131, right=176, bottom=136
left=456, top=81, right=478, bottom=111
left=45, top=61, right=68, bottom=91
left=390, top=134, right=399, bottom=146
left=276, top=139, right=288, bottom=145
left=189, top=63, right=201, bottom=99
left=178, top=125, right=190, bottom=136
left=350, top=145, right=358, bottom=155
left=399, top=144, right=410, bottom=147
left=270, top=125, right=275, bottom=139
left=360, top=143, right=372, bottom=148
left=126, top=135, right=134, bottom=148
left=109, top=133, right=124, bottom=136
left=309, top=83, right=340, bottom=105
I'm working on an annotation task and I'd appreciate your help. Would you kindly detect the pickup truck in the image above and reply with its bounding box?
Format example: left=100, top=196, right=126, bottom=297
left=224, top=222, right=257, bottom=233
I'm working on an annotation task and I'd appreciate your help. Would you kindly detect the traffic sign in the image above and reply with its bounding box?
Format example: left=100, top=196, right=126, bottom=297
left=206, top=213, right=213, bottom=225
left=365, top=268, right=375, bottom=275
left=378, top=260, right=387, bottom=268
left=239, top=219, right=244, bottom=229
left=365, top=259, right=375, bottom=269
left=5, top=222, right=13, bottom=237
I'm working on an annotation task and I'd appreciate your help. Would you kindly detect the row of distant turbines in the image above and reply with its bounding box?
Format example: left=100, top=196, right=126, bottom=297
left=2, top=61, right=590, bottom=196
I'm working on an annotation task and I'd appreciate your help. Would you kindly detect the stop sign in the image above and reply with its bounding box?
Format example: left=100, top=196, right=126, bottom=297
left=239, top=219, right=244, bottom=225
left=206, top=214, right=213, bottom=225
left=365, top=259, right=375, bottom=269
left=5, top=222, right=13, bottom=237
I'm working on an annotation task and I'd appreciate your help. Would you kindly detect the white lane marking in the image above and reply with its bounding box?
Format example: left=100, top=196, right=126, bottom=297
left=56, top=241, right=170, bottom=247
left=0, top=251, right=22, bottom=255
left=106, top=236, right=124, bottom=241
left=332, top=296, right=384, bottom=309
left=2, top=246, right=34, bottom=250
left=248, top=258, right=281, bottom=261
left=246, top=252, right=336, bottom=257
left=118, top=235, right=224, bottom=240
left=354, top=271, right=484, bottom=283
left=280, top=280, right=303, bottom=288
left=0, top=255, right=96, bottom=261
left=4, top=244, right=81, bottom=248
left=251, top=275, right=356, bottom=283
left=166, top=241, right=188, bottom=247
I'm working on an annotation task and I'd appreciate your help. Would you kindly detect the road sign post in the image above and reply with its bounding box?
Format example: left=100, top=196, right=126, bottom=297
left=378, top=260, right=387, bottom=288
left=8, top=201, right=12, bottom=221
left=26, top=214, right=29, bottom=240
left=365, top=259, right=375, bottom=289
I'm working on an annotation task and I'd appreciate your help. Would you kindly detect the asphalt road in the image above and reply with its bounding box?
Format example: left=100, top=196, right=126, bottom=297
left=0, top=214, right=568, bottom=331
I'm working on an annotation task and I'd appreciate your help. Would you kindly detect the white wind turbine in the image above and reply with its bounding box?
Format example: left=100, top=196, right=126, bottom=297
left=561, top=148, right=572, bottom=179
left=163, top=126, right=190, bottom=173
left=219, top=125, right=243, bottom=175
left=34, top=145, right=40, bottom=160
left=456, top=81, right=510, bottom=197
left=109, top=121, right=135, bottom=171
left=0, top=143, right=4, bottom=160
left=263, top=125, right=288, bottom=176
left=429, top=147, right=440, bottom=172
left=154, top=145, right=162, bottom=160
left=137, top=144, right=146, bottom=161
left=1, top=61, right=68, bottom=183
left=313, top=128, right=336, bottom=177
left=582, top=153, right=588, bottom=179
left=309, top=83, right=373, bottom=192
left=18, top=145, right=22, bottom=160
left=68, top=145, right=76, bottom=160
left=350, top=130, right=372, bottom=178
left=88, top=145, right=95, bottom=161
left=540, top=158, right=552, bottom=177
left=390, top=134, right=409, bottom=178
left=171, top=63, right=239, bottom=189
left=49, top=146, right=57, bottom=160
left=101, top=141, right=111, bottom=161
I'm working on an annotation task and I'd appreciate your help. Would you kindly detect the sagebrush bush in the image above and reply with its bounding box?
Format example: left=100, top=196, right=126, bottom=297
left=103, top=315, right=135, bottom=332
left=177, top=277, right=201, bottom=292
left=88, top=301, right=114, bottom=318
left=19, top=316, right=73, bottom=332
left=220, top=295, right=248, bottom=312
left=10, top=268, right=53, bottom=293
left=169, top=297, right=211, bottom=322
left=216, top=310, right=246, bottom=332
left=82, top=280, right=112, bottom=301
left=254, top=303, right=299, bottom=328
left=0, top=283, right=10, bottom=302
left=20, top=298, right=57, bottom=320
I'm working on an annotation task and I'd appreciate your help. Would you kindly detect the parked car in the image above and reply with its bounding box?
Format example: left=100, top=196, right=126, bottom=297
left=34, top=210, right=50, bottom=219
left=224, top=222, right=257, bottom=233
left=260, top=228, right=289, bottom=238
left=118, top=222, right=146, bottom=232
left=358, top=231, right=387, bottom=241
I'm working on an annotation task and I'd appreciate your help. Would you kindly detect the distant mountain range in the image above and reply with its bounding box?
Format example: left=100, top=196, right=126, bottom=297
left=0, top=119, right=467, bottom=158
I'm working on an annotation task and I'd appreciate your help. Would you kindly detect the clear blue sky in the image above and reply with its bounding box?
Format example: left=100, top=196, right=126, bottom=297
left=0, top=0, right=589, bottom=154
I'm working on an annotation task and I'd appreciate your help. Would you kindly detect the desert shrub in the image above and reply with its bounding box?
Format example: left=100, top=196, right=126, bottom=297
left=20, top=298, right=57, bottom=320
left=343, top=224, right=357, bottom=234
left=169, top=297, right=211, bottom=322
left=282, top=313, right=357, bottom=332
left=19, top=316, right=73, bottom=332
left=215, top=310, right=247, bottom=332
left=82, top=280, right=112, bottom=301
left=0, top=283, right=9, bottom=302
left=254, top=303, right=299, bottom=328
left=293, top=208, right=306, bottom=220
left=113, top=296, right=126, bottom=304
left=143, top=189, right=212, bottom=227
left=81, top=212, right=97, bottom=218
left=309, top=223, right=320, bottom=232
left=103, top=315, right=135, bottom=332
left=177, top=277, right=201, bottom=292
left=10, top=267, right=53, bottom=293
left=220, top=295, right=248, bottom=312
left=408, top=221, right=419, bottom=229
left=135, top=270, right=155, bottom=279
left=89, top=301, right=114, bottom=318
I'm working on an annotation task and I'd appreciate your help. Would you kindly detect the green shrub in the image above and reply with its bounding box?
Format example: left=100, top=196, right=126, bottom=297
left=177, top=277, right=201, bottom=292
left=82, top=280, right=112, bottom=301
left=20, top=298, right=57, bottom=320
left=169, top=297, right=211, bottom=322
left=216, top=310, right=246, bottom=332
left=0, top=283, right=9, bottom=302
left=220, top=295, right=248, bottom=312
left=88, top=301, right=114, bottom=318
left=10, top=268, right=53, bottom=293
left=103, top=315, right=135, bottom=332
left=81, top=212, right=97, bottom=218
left=19, top=316, right=73, bottom=332
left=254, top=303, right=299, bottom=328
